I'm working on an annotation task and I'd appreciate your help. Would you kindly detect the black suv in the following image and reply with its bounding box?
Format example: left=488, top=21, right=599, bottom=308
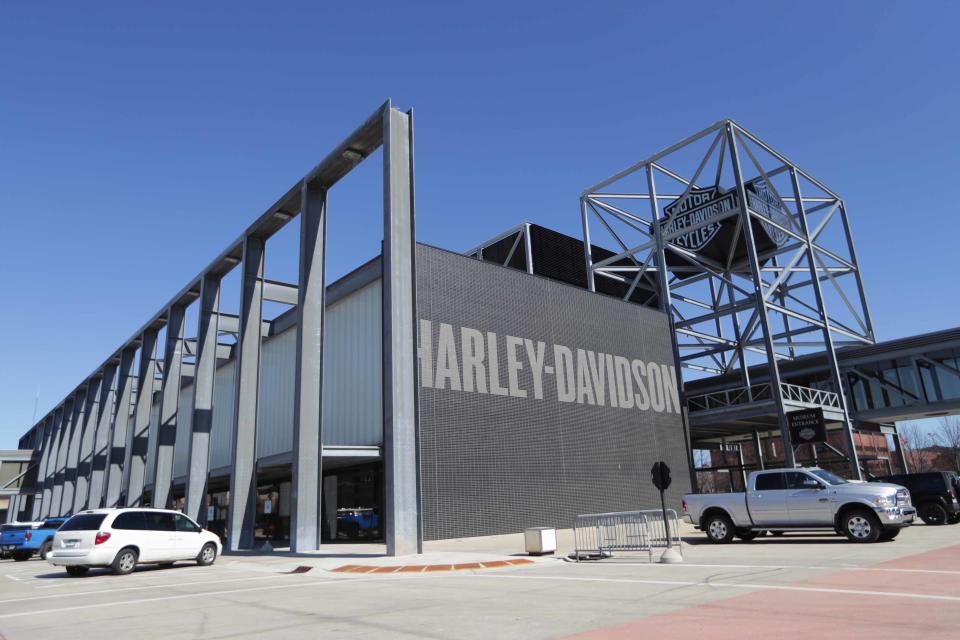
left=874, top=471, right=960, bottom=525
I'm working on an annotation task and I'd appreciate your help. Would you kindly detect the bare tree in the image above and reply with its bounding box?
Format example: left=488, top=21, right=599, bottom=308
left=936, top=417, right=960, bottom=473
left=900, top=424, right=936, bottom=473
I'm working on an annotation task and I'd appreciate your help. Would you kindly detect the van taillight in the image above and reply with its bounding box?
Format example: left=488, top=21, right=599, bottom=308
left=24, top=532, right=31, bottom=541
left=94, top=532, right=111, bottom=545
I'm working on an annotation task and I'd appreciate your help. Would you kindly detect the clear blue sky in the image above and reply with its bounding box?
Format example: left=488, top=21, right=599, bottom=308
left=2, top=2, right=958, bottom=444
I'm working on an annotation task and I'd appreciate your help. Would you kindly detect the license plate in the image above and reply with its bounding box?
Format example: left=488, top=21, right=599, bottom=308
left=64, top=540, right=79, bottom=549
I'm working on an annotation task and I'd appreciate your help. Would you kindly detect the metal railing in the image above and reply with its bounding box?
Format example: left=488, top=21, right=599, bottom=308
left=687, top=382, right=841, bottom=412
left=687, top=383, right=772, bottom=412
left=780, top=382, right=841, bottom=408
left=573, top=509, right=682, bottom=562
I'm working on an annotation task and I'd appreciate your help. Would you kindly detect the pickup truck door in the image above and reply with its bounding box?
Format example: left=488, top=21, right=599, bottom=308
left=747, top=472, right=790, bottom=526
left=785, top=472, right=834, bottom=525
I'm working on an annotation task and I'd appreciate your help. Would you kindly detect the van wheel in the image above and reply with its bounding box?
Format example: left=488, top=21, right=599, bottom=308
left=112, top=548, right=138, bottom=575
left=66, top=566, right=89, bottom=577
left=919, top=503, right=948, bottom=526
left=40, top=541, right=52, bottom=560
left=703, top=513, right=735, bottom=544
left=842, top=508, right=881, bottom=543
left=197, top=542, right=217, bottom=566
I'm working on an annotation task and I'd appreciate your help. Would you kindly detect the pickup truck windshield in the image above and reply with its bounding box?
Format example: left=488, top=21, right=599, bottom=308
left=810, top=469, right=847, bottom=485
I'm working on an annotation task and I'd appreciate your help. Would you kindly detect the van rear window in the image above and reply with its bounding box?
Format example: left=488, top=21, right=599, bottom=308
left=59, top=514, right=107, bottom=531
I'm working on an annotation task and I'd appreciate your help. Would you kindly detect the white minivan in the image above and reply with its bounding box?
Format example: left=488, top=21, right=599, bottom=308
left=47, top=508, right=222, bottom=577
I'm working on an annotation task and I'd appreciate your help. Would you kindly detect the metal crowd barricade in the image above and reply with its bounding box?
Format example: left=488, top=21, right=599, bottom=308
left=573, top=509, right=682, bottom=562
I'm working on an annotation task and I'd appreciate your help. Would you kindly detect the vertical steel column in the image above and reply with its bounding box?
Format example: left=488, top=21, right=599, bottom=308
left=646, top=165, right=700, bottom=492
left=790, top=169, right=862, bottom=479
left=580, top=199, right=596, bottom=292
left=382, top=107, right=421, bottom=556
left=726, top=124, right=796, bottom=468
left=290, top=181, right=326, bottom=553
left=87, top=363, right=117, bottom=509
left=31, top=415, right=54, bottom=519
left=60, top=390, right=87, bottom=515
left=837, top=201, right=876, bottom=342
left=126, top=329, right=158, bottom=507
left=72, top=381, right=100, bottom=513
left=153, top=305, right=186, bottom=509
left=227, top=236, right=264, bottom=551
left=105, top=347, right=135, bottom=507
left=752, top=429, right=766, bottom=470
left=41, top=407, right=66, bottom=518
left=523, top=222, right=534, bottom=275
left=185, top=274, right=220, bottom=525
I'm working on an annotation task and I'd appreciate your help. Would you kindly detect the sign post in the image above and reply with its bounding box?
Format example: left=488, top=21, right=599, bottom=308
left=650, top=461, right=682, bottom=564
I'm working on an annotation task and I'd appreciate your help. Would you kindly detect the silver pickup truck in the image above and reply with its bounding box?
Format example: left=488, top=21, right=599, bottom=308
left=683, top=467, right=916, bottom=543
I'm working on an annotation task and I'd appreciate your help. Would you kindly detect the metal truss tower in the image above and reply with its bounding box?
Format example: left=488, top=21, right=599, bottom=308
left=580, top=119, right=875, bottom=478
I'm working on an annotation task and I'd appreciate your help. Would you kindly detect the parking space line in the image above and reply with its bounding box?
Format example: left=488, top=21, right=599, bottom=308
left=0, top=575, right=388, bottom=619
left=4, top=574, right=22, bottom=581
left=0, top=573, right=295, bottom=605
left=468, top=574, right=960, bottom=602
left=549, top=561, right=960, bottom=576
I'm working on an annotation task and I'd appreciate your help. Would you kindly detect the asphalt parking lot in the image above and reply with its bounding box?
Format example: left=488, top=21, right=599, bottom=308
left=0, top=523, right=958, bottom=639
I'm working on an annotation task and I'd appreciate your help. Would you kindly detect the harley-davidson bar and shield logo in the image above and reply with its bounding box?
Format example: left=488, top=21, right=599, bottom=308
left=661, top=185, right=738, bottom=252
left=659, top=178, right=791, bottom=272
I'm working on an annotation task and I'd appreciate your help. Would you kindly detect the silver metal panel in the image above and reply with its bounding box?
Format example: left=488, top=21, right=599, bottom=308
left=209, top=361, right=236, bottom=472
left=256, top=328, right=296, bottom=459
left=322, top=281, right=383, bottom=447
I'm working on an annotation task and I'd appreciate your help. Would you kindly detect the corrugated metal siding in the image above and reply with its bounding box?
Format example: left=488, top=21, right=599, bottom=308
left=257, top=328, right=295, bottom=459
left=209, top=360, right=236, bottom=470
left=172, top=386, right=195, bottom=479
left=322, top=280, right=382, bottom=446
left=139, top=280, right=382, bottom=482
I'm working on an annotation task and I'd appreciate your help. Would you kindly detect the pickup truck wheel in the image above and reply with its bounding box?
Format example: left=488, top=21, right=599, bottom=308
left=40, top=540, right=52, bottom=560
left=704, top=514, right=735, bottom=544
left=842, top=508, right=881, bottom=543
left=919, top=503, right=948, bottom=526
left=12, top=552, right=31, bottom=562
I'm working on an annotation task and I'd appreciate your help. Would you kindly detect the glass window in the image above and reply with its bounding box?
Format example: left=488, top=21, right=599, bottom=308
left=810, top=469, right=848, bottom=485
left=40, top=519, right=64, bottom=529
left=112, top=512, right=147, bottom=530
left=785, top=472, right=817, bottom=489
left=755, top=473, right=785, bottom=491
left=145, top=512, right=176, bottom=531
left=174, top=514, right=200, bottom=533
left=59, top=514, right=108, bottom=531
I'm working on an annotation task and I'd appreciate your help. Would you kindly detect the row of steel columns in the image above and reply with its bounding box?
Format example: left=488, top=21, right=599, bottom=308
left=18, top=105, right=419, bottom=555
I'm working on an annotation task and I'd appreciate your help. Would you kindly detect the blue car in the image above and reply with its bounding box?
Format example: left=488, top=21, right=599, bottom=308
left=0, top=517, right=68, bottom=561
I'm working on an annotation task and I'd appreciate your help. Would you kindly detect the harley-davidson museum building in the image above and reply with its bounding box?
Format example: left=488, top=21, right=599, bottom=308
left=9, top=103, right=691, bottom=554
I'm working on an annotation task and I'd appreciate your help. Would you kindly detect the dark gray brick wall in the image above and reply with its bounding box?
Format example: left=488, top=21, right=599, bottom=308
left=416, top=244, right=691, bottom=541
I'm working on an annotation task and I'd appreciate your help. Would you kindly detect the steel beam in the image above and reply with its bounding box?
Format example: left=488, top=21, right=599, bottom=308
left=726, top=124, right=796, bottom=468
left=290, top=181, right=326, bottom=553
left=382, top=107, right=421, bottom=556
left=72, top=381, right=100, bottom=513
left=262, top=279, right=299, bottom=305
left=185, top=274, right=220, bottom=525
left=59, top=390, right=87, bottom=515
left=790, top=169, right=861, bottom=479
left=31, top=415, right=55, bottom=519
left=87, top=363, right=117, bottom=509
left=152, top=305, right=185, bottom=509
left=105, top=347, right=135, bottom=508
left=227, top=235, right=264, bottom=551
left=126, top=328, right=158, bottom=507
